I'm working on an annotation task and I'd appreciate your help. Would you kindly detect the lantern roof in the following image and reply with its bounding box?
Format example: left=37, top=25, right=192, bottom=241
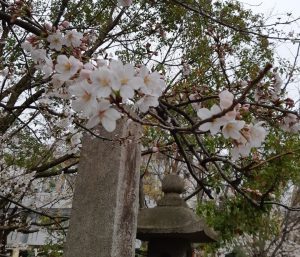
left=136, top=174, right=218, bottom=243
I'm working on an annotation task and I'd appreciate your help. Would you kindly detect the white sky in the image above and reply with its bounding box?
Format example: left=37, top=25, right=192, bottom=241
left=238, top=0, right=298, bottom=14
left=237, top=0, right=300, bottom=102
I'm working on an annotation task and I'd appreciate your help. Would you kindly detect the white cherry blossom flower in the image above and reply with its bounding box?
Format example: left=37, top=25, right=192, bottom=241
left=21, top=41, right=33, bottom=52
left=135, top=95, right=159, bottom=113
left=188, top=94, right=201, bottom=111
left=224, top=110, right=237, bottom=122
left=86, top=100, right=121, bottom=131
left=231, top=146, right=247, bottom=161
left=79, top=69, right=92, bottom=80
left=222, top=120, right=245, bottom=140
left=47, top=31, right=64, bottom=51
left=56, top=117, right=71, bottom=129
left=51, top=74, right=65, bottom=88
left=197, top=104, right=226, bottom=135
left=138, top=66, right=164, bottom=97
left=273, top=73, right=283, bottom=93
left=55, top=55, right=83, bottom=81
left=219, top=89, right=234, bottom=110
left=64, top=30, right=83, bottom=48
left=110, top=60, right=142, bottom=100
left=90, top=68, right=120, bottom=98
left=248, top=122, right=268, bottom=147
left=69, top=80, right=97, bottom=117
left=31, top=48, right=47, bottom=64
left=231, top=139, right=251, bottom=161
left=37, top=57, right=53, bottom=78
left=281, top=114, right=300, bottom=133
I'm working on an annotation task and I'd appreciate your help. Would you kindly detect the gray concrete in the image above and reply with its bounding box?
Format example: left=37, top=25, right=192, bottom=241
left=64, top=117, right=141, bottom=257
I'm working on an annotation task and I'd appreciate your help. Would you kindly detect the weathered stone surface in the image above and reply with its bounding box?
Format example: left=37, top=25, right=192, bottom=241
left=64, top=117, right=141, bottom=257
left=161, top=174, right=185, bottom=194
left=137, top=174, right=218, bottom=243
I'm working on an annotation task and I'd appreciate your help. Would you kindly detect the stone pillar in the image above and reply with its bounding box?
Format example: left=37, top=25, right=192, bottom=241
left=64, top=117, right=141, bottom=257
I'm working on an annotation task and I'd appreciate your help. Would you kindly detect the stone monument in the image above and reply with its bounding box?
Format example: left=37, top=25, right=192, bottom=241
left=64, top=117, right=141, bottom=257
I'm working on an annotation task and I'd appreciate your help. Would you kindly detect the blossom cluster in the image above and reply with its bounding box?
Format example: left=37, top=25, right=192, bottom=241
left=281, top=113, right=300, bottom=133
left=22, top=28, right=165, bottom=132
left=254, top=72, right=300, bottom=133
left=196, top=90, right=268, bottom=160
left=21, top=23, right=298, bottom=162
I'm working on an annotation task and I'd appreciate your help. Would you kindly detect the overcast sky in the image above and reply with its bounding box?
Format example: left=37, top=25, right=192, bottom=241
left=237, top=0, right=300, bottom=101
left=239, top=0, right=298, bottom=16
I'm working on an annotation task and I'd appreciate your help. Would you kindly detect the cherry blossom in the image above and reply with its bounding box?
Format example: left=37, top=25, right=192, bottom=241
left=79, top=69, right=92, bottom=80
left=47, top=31, right=64, bottom=51
left=222, top=120, right=245, bottom=140
left=86, top=100, right=121, bottom=131
left=69, top=80, right=97, bottom=117
left=51, top=74, right=65, bottom=88
left=55, top=55, right=83, bottom=81
left=231, top=133, right=251, bottom=160
left=138, top=66, right=164, bottom=97
left=230, top=122, right=268, bottom=160
left=37, top=57, right=53, bottom=78
left=273, top=73, right=283, bottom=93
left=248, top=122, right=268, bottom=147
left=90, top=68, right=120, bottom=98
left=64, top=30, right=83, bottom=48
left=197, top=104, right=226, bottom=135
left=231, top=143, right=252, bottom=161
left=188, top=94, right=202, bottom=111
left=110, top=60, right=142, bottom=100
left=21, top=41, right=33, bottom=52
left=281, top=114, right=300, bottom=133
left=135, top=95, right=159, bottom=113
left=31, top=48, right=47, bottom=64
left=219, top=89, right=234, bottom=110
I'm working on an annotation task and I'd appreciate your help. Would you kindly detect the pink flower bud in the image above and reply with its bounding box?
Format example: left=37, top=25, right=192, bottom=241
left=61, top=20, right=70, bottom=28
left=44, top=22, right=53, bottom=31
left=27, top=35, right=37, bottom=44
left=152, top=147, right=159, bottom=153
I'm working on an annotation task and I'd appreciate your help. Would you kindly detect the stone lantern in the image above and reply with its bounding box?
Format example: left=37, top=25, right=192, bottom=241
left=137, top=174, right=218, bottom=257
